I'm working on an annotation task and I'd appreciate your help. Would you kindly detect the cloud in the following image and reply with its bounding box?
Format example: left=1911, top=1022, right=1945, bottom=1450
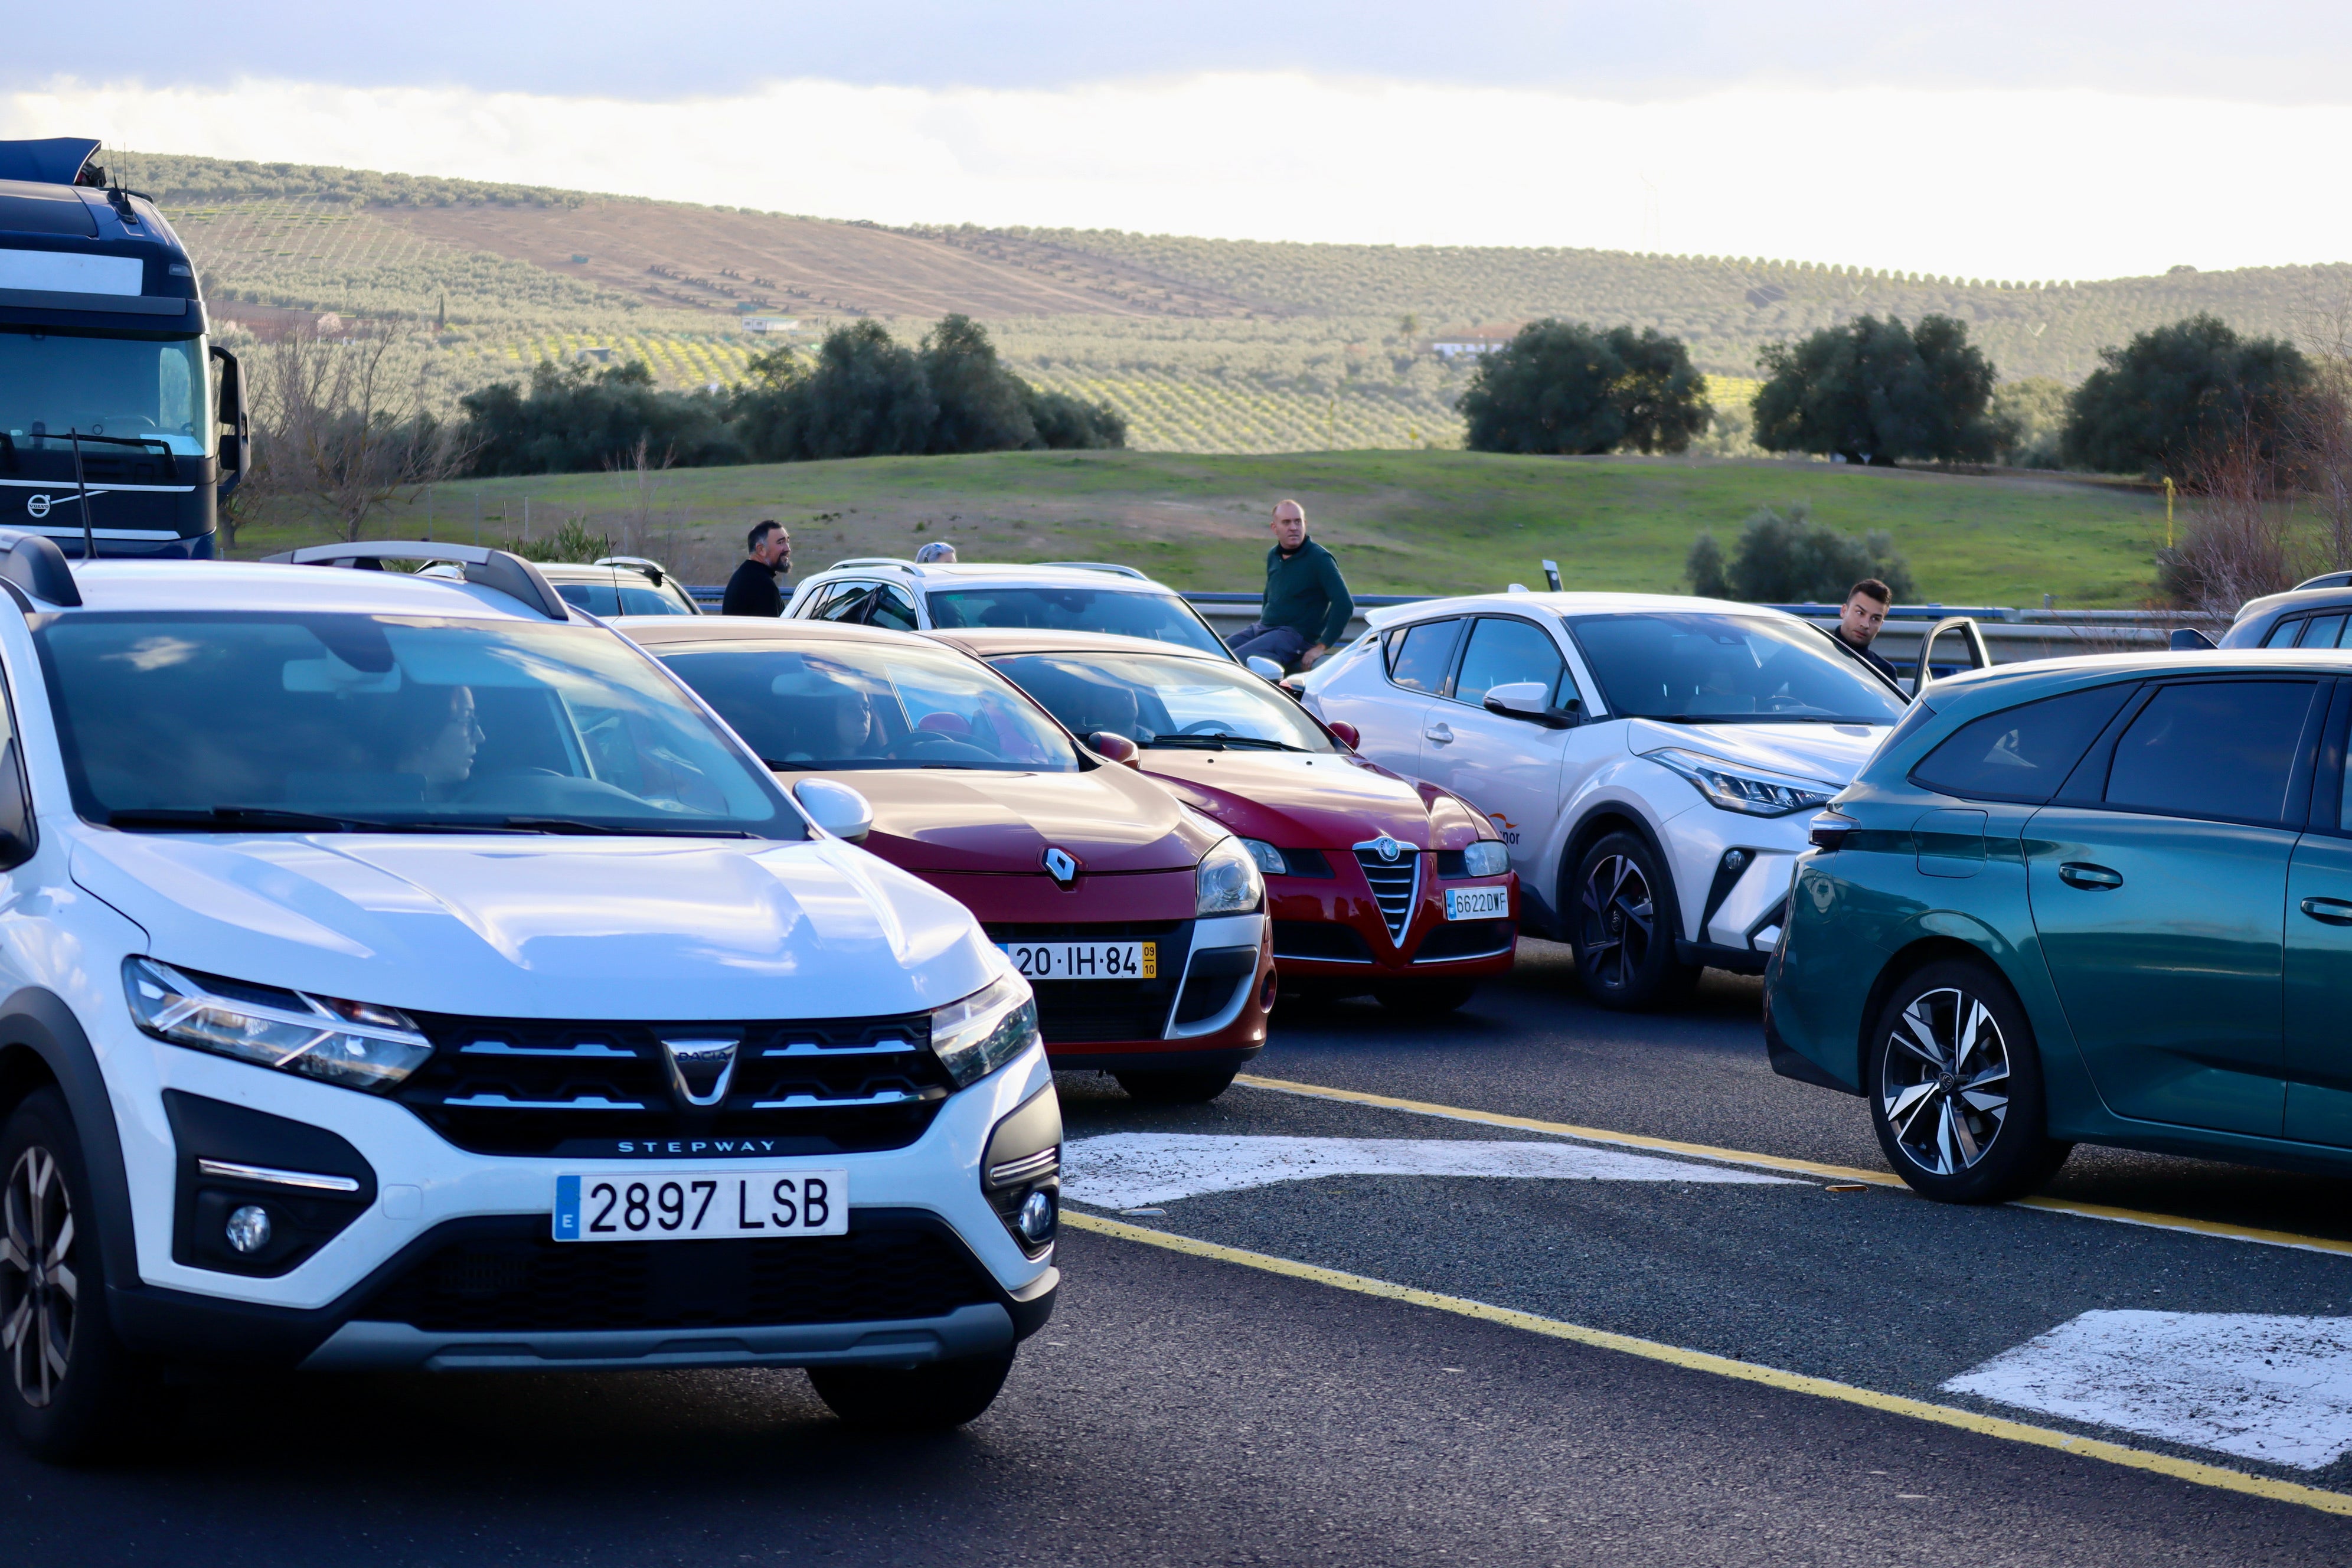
left=6, top=72, right=2345, bottom=280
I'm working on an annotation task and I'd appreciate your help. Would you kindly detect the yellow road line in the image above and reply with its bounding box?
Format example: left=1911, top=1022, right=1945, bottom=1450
left=1065, top=1210, right=2352, bottom=1519
left=1234, top=1073, right=2352, bottom=1259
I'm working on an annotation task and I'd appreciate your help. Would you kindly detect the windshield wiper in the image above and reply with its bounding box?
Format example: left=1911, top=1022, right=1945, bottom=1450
left=499, top=816, right=754, bottom=838
left=1146, top=733, right=1309, bottom=752
left=108, top=806, right=364, bottom=832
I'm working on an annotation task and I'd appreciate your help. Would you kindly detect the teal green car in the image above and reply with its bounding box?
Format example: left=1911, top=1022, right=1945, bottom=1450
left=1765, top=651, right=2352, bottom=1203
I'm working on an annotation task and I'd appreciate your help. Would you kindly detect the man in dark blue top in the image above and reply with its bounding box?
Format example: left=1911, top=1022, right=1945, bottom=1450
left=1230, top=499, right=1354, bottom=671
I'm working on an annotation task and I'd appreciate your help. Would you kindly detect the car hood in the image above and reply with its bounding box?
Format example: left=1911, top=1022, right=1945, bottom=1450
left=68, top=829, right=998, bottom=1020
left=1623, top=718, right=1889, bottom=785
left=795, top=765, right=1211, bottom=875
left=1139, top=750, right=1490, bottom=851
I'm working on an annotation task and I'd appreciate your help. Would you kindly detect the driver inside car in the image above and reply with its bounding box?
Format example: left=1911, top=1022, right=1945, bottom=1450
left=391, top=684, right=483, bottom=798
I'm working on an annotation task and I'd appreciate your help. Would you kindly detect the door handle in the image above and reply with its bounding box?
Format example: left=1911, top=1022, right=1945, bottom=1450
left=2057, top=862, right=2124, bottom=890
left=1423, top=723, right=1454, bottom=745
left=2302, top=897, right=2352, bottom=926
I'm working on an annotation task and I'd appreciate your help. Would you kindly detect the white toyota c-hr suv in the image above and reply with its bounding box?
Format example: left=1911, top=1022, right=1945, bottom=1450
left=1305, top=591, right=1908, bottom=1008
left=0, top=537, right=1059, bottom=1460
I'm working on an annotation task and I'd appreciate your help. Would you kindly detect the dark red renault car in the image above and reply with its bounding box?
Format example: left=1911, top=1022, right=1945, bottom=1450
left=618, top=616, right=1275, bottom=1101
left=932, top=629, right=1517, bottom=1014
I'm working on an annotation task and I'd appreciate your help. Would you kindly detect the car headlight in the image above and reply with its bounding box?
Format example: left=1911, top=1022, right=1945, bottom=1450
left=930, top=971, right=1040, bottom=1087
left=123, top=956, right=433, bottom=1092
left=1237, top=838, right=1288, bottom=876
left=1196, top=835, right=1266, bottom=915
left=1645, top=747, right=1837, bottom=818
left=1462, top=839, right=1511, bottom=877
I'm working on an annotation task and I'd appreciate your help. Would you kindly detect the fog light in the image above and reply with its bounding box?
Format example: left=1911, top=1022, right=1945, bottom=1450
left=226, top=1204, right=272, bottom=1255
left=1016, top=1188, right=1056, bottom=1244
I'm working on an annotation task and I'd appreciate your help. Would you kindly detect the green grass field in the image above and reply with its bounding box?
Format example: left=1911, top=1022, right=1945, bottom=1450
left=242, top=450, right=2168, bottom=608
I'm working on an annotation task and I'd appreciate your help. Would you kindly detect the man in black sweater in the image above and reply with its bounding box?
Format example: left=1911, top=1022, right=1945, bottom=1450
left=721, top=520, right=792, bottom=616
left=1832, top=577, right=1899, bottom=681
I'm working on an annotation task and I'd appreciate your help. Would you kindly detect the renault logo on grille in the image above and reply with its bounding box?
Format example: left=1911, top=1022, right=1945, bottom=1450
left=659, top=1034, right=741, bottom=1108
left=1371, top=835, right=1402, bottom=863
left=1042, top=846, right=1080, bottom=888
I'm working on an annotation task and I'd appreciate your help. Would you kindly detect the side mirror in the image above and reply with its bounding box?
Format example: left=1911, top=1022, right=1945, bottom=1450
left=1244, top=656, right=1285, bottom=681
left=1326, top=719, right=1361, bottom=750
left=792, top=777, right=873, bottom=842
left=1089, top=731, right=1143, bottom=768
left=2170, top=627, right=2217, bottom=651
left=1482, top=682, right=1579, bottom=729
left=209, top=344, right=247, bottom=494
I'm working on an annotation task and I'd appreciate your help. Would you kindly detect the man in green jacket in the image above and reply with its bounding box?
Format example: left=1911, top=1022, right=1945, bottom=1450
left=1229, top=499, right=1354, bottom=671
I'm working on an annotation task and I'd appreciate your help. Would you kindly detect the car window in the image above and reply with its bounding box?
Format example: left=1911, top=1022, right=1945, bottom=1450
left=923, top=586, right=1226, bottom=656
left=34, top=613, right=797, bottom=834
left=870, top=584, right=920, bottom=632
left=658, top=641, right=1080, bottom=773
left=808, top=582, right=874, bottom=623
left=556, top=581, right=698, bottom=618
left=1386, top=618, right=1464, bottom=695
left=2104, top=680, right=2318, bottom=824
left=2263, top=616, right=2304, bottom=648
left=992, top=651, right=1336, bottom=753
left=1567, top=612, right=1905, bottom=724
left=1910, top=685, right=2135, bottom=803
left=2302, top=613, right=2348, bottom=649
left=1452, top=617, right=1574, bottom=710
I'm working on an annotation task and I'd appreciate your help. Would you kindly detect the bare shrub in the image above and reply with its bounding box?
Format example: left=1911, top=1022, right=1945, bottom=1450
left=2160, top=436, right=2311, bottom=618
left=249, top=325, right=474, bottom=543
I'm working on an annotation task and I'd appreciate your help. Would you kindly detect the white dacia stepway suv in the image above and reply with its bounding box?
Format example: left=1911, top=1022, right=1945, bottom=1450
left=0, top=537, right=1060, bottom=1461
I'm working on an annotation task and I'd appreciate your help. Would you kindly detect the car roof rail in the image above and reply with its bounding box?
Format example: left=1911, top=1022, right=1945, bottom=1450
left=593, top=554, right=666, bottom=574
left=259, top=541, right=569, bottom=621
left=0, top=531, right=81, bottom=607
left=1038, top=561, right=1150, bottom=580
left=828, top=557, right=919, bottom=572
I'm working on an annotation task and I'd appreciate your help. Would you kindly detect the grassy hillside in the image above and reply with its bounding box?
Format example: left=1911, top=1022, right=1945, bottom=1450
left=118, top=151, right=2351, bottom=456
left=238, top=450, right=2167, bottom=609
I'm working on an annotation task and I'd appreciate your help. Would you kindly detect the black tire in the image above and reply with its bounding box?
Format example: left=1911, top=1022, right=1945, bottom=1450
left=807, top=1348, right=1015, bottom=1431
left=1114, top=1067, right=1237, bottom=1104
left=1570, top=832, right=1699, bottom=1011
left=2, top=1089, right=158, bottom=1463
left=1372, top=981, right=1477, bottom=1017
left=1866, top=959, right=2073, bottom=1204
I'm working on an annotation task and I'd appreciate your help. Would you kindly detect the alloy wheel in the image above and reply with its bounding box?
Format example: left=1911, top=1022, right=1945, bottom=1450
left=1880, top=987, right=2013, bottom=1176
left=1579, top=854, right=1655, bottom=991
left=1, top=1144, right=76, bottom=1409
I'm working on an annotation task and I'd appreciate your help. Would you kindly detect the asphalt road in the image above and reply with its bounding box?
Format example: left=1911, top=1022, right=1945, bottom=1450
left=17, top=938, right=2352, bottom=1565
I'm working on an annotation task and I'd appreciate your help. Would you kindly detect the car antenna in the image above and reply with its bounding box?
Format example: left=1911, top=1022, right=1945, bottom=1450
left=69, top=430, right=96, bottom=565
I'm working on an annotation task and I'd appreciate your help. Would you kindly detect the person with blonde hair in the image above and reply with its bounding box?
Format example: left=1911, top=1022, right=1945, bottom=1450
left=1228, top=499, right=1353, bottom=671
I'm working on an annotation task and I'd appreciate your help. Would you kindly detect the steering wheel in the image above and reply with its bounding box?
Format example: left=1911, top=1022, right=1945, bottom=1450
left=1178, top=720, right=1238, bottom=736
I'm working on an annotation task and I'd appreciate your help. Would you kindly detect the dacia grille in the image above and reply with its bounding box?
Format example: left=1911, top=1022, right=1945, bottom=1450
left=393, top=1010, right=949, bottom=1158
left=1354, top=848, right=1420, bottom=946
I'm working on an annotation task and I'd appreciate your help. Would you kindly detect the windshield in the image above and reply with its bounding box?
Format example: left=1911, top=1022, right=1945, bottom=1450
left=1565, top=612, right=1905, bottom=725
left=991, top=651, right=1336, bottom=752
left=36, top=613, right=799, bottom=835
left=1, top=329, right=211, bottom=458
left=657, top=641, right=1081, bottom=773
left=925, top=586, right=1227, bottom=656
left=555, top=580, right=695, bottom=616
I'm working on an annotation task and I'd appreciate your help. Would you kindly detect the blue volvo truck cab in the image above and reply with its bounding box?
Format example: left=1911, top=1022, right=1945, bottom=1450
left=0, top=137, right=245, bottom=558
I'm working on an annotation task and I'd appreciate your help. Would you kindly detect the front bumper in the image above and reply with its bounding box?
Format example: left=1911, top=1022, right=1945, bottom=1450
left=1267, top=856, right=1517, bottom=987
left=981, top=912, right=1275, bottom=1069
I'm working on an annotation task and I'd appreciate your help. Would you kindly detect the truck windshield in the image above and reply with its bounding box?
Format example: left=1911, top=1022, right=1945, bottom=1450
left=34, top=613, right=802, bottom=837
left=0, top=329, right=211, bottom=457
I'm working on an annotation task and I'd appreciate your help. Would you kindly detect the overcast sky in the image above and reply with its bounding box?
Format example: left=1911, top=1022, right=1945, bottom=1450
left=6, top=2, right=2347, bottom=279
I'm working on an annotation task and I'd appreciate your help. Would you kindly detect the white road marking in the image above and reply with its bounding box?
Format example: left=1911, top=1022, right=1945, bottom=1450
left=1062, top=1133, right=1801, bottom=1209
left=1942, top=1311, right=2352, bottom=1470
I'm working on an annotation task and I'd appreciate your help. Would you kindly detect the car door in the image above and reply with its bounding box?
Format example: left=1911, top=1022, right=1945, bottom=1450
left=1419, top=615, right=1578, bottom=870
left=1315, top=615, right=1462, bottom=780
left=2283, top=684, right=2352, bottom=1145
left=2025, top=677, right=2325, bottom=1135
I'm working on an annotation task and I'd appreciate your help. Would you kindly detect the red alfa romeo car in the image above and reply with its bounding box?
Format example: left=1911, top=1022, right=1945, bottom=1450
left=619, top=616, right=1275, bottom=1101
left=931, top=629, right=1518, bottom=1013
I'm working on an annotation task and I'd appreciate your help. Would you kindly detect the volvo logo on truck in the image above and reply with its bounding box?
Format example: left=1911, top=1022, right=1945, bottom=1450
left=0, top=137, right=247, bottom=558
